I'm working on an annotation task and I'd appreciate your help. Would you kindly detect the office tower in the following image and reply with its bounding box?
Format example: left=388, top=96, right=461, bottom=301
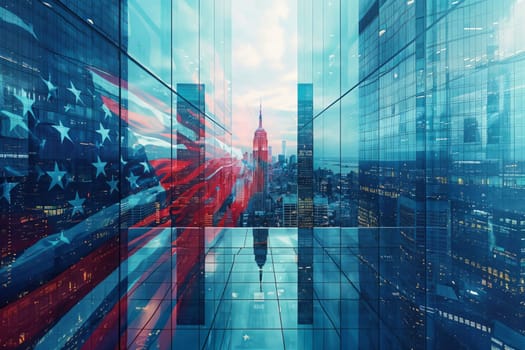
left=253, top=105, right=268, bottom=193
left=0, top=0, right=235, bottom=348
left=297, top=83, right=314, bottom=228
left=313, top=195, right=328, bottom=227
left=297, top=84, right=314, bottom=325
left=252, top=105, right=269, bottom=214
left=281, top=193, right=298, bottom=227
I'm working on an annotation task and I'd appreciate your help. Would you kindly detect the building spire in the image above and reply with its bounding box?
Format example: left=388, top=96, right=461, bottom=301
left=259, top=100, right=262, bottom=129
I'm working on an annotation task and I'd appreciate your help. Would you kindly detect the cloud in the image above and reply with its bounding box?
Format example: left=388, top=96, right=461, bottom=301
left=233, top=44, right=262, bottom=68
left=281, top=70, right=298, bottom=83
left=231, top=0, right=298, bottom=155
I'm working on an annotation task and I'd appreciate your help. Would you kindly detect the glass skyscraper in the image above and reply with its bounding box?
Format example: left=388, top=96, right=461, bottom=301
left=0, top=0, right=239, bottom=348
left=1, top=0, right=525, bottom=349
left=299, top=0, right=525, bottom=348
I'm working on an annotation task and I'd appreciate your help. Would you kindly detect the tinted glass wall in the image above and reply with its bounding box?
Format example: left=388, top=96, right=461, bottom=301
left=0, top=0, right=240, bottom=348
left=299, top=0, right=525, bottom=348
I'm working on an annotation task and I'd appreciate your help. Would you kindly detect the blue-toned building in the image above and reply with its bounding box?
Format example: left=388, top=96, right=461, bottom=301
left=299, top=0, right=525, bottom=348
left=1, top=0, right=525, bottom=349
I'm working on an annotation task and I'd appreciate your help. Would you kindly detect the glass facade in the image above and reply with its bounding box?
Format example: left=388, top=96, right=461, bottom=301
left=299, top=0, right=525, bottom=348
left=2, top=0, right=525, bottom=349
left=0, top=0, right=248, bottom=348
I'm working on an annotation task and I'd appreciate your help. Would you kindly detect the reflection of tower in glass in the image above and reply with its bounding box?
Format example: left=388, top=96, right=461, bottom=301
left=297, top=84, right=314, bottom=324
left=174, top=84, right=206, bottom=325
left=297, top=83, right=313, bottom=228
left=253, top=228, right=268, bottom=293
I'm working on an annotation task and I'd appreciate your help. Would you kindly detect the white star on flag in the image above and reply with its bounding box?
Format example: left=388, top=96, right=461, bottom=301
left=15, top=88, right=35, bottom=118
left=67, top=81, right=84, bottom=105
left=52, top=120, right=73, bottom=143
left=92, top=156, right=107, bottom=178
left=96, top=123, right=111, bottom=144
left=47, top=162, right=66, bottom=190
left=1, top=181, right=19, bottom=204
left=68, top=191, right=85, bottom=216
left=1, top=110, right=28, bottom=132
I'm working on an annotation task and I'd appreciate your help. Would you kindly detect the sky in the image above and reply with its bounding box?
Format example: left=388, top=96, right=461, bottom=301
left=231, top=0, right=298, bottom=158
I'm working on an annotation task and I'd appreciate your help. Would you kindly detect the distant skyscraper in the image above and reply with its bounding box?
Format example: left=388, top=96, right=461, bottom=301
left=282, top=193, right=298, bottom=227
left=253, top=104, right=268, bottom=195
left=282, top=140, right=287, bottom=159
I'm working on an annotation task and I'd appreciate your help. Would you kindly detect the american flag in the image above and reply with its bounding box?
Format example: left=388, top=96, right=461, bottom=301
left=0, top=2, right=251, bottom=349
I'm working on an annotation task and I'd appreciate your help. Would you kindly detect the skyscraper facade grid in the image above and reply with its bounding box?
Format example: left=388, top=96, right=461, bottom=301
left=0, top=0, right=238, bottom=348
left=298, top=0, right=525, bottom=348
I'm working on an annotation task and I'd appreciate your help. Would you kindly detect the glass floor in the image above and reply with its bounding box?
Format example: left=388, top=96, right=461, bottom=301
left=32, top=227, right=510, bottom=349
left=173, top=228, right=322, bottom=349
left=126, top=227, right=355, bottom=349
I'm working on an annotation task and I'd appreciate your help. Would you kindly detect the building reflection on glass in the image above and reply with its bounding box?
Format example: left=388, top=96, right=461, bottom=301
left=253, top=228, right=268, bottom=304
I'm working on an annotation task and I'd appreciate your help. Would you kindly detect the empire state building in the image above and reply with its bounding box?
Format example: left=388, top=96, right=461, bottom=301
left=253, top=105, right=268, bottom=195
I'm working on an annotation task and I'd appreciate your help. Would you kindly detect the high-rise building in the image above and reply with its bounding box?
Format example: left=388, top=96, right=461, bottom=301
left=297, top=83, right=314, bottom=229
left=313, top=195, right=328, bottom=227
left=297, top=84, right=314, bottom=326
left=282, top=193, right=298, bottom=227
left=298, top=0, right=525, bottom=348
left=253, top=105, right=268, bottom=197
